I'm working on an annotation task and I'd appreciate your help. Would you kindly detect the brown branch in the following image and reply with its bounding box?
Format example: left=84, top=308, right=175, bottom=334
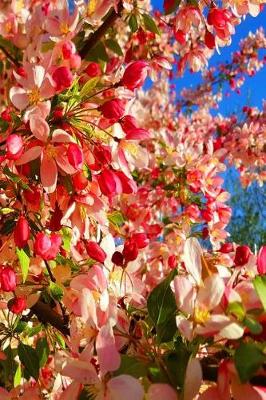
left=79, top=1, right=124, bottom=59
left=0, top=44, right=19, bottom=67
left=31, top=300, right=70, bottom=336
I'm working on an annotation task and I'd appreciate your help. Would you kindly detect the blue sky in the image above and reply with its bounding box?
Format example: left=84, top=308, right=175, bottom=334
left=152, top=0, right=266, bottom=114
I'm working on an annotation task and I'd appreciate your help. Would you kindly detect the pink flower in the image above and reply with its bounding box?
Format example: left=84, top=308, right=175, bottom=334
left=8, top=296, right=27, bottom=314
left=120, top=115, right=150, bottom=140
left=99, top=99, right=125, bottom=121
left=16, top=115, right=77, bottom=193
left=257, top=246, right=266, bottom=274
left=85, top=241, right=107, bottom=263
left=0, top=267, right=16, bottom=292
left=10, top=63, right=55, bottom=111
left=121, top=61, right=149, bottom=90
left=34, top=232, right=62, bottom=260
left=85, top=62, right=101, bottom=77
left=234, top=245, right=251, bottom=266
left=147, top=384, right=178, bottom=400
left=67, top=143, right=83, bottom=170
left=52, top=66, right=73, bottom=92
left=5, top=134, right=23, bottom=160
left=13, top=216, right=30, bottom=249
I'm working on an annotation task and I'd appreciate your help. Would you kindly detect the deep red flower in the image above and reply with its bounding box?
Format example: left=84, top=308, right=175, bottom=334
left=85, top=241, right=106, bottom=263
left=99, top=99, right=125, bottom=121
left=14, top=215, right=30, bottom=248
left=8, top=296, right=27, bottom=314
left=120, top=61, right=148, bottom=90
left=0, top=267, right=16, bottom=292
left=234, top=245, right=250, bottom=266
left=34, top=232, right=62, bottom=260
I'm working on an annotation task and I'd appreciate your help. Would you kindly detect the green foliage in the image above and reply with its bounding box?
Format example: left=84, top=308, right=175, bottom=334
left=234, top=342, right=266, bottom=383
left=147, top=269, right=177, bottom=343
left=18, top=343, right=40, bottom=380
left=114, top=355, right=148, bottom=378
left=16, top=247, right=30, bottom=283
left=253, top=275, right=266, bottom=311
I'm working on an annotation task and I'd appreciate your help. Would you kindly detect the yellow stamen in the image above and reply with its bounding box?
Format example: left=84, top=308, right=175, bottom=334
left=194, top=307, right=210, bottom=325
left=28, top=87, right=41, bottom=105
left=60, top=22, right=69, bottom=35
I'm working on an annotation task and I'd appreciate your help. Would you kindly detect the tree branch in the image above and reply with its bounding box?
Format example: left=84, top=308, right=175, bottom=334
left=79, top=1, right=124, bottom=59
left=31, top=300, right=70, bottom=336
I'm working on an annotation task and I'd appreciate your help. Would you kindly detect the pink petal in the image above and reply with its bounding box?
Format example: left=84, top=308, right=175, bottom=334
left=196, top=274, right=225, bottom=311
left=96, top=323, right=120, bottom=374
left=176, top=316, right=193, bottom=341
left=198, top=387, right=221, bottom=400
left=184, top=358, right=202, bottom=400
left=183, top=238, right=202, bottom=285
left=257, top=246, right=266, bottom=274
left=147, top=384, right=178, bottom=400
left=62, top=359, right=98, bottom=385
left=32, top=65, right=45, bottom=88
left=231, top=377, right=266, bottom=400
left=107, top=375, right=144, bottom=400
left=9, top=87, right=29, bottom=110
left=174, top=276, right=196, bottom=315
left=52, top=129, right=74, bottom=143
left=0, top=387, right=10, bottom=400
left=59, top=382, right=82, bottom=400
left=30, top=115, right=50, bottom=141
left=40, top=154, right=58, bottom=193
left=16, top=146, right=42, bottom=165
left=56, top=152, right=77, bottom=175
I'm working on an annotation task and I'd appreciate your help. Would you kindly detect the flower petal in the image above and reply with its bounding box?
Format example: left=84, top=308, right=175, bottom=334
left=16, top=146, right=42, bottom=165
left=9, top=87, right=29, bottom=110
left=184, top=358, right=202, bottom=400
left=30, top=115, right=50, bottom=142
left=196, top=274, right=225, bottom=311
left=174, top=276, right=195, bottom=315
left=52, top=129, right=74, bottom=143
left=107, top=375, right=144, bottom=400
left=183, top=238, right=202, bottom=285
left=40, top=154, right=58, bottom=193
left=147, top=384, right=178, bottom=400
left=96, top=323, right=120, bottom=375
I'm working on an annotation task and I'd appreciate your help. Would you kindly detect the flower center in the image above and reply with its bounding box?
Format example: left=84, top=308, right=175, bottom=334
left=194, top=307, right=210, bottom=325
left=46, top=144, right=57, bottom=159
left=60, top=22, right=69, bottom=35
left=28, top=87, right=41, bottom=105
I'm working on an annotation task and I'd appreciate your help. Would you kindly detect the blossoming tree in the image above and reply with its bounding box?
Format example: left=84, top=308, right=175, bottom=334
left=0, top=0, right=265, bottom=399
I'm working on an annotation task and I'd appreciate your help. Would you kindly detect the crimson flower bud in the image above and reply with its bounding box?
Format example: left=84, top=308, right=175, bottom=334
left=219, top=242, right=234, bottom=253
left=6, top=134, right=23, bottom=160
left=52, top=66, right=73, bottom=92
left=123, top=239, right=138, bottom=262
left=67, top=143, right=83, bottom=170
left=205, top=30, right=215, bottom=49
left=97, top=169, right=122, bottom=196
left=85, top=62, right=101, bottom=77
left=257, top=246, right=266, bottom=275
left=0, top=267, right=16, bottom=292
left=62, top=41, right=74, bottom=59
left=24, top=186, right=41, bottom=206
left=72, top=171, right=88, bottom=191
left=174, top=30, right=186, bottom=45
left=120, top=115, right=150, bottom=140
left=85, top=241, right=106, bottom=263
left=120, top=61, right=148, bottom=90
left=99, top=99, right=125, bottom=121
left=111, top=251, right=124, bottom=266
left=1, top=109, right=12, bottom=122
left=168, top=254, right=177, bottom=269
left=131, top=233, right=149, bottom=249
left=14, top=215, right=30, bottom=249
left=8, top=296, right=27, bottom=314
left=234, top=245, right=250, bottom=266
left=34, top=232, right=62, bottom=260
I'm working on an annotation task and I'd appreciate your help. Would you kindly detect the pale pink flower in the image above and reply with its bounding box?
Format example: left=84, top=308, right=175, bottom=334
left=16, top=115, right=77, bottom=192
left=10, top=64, right=55, bottom=111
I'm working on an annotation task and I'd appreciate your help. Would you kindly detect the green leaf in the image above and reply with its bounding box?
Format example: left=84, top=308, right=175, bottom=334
left=253, top=276, right=266, bottom=310
left=243, top=316, right=263, bottom=335
left=61, top=227, right=72, bottom=252
left=85, top=41, right=109, bottom=62
left=227, top=302, right=245, bottom=321
left=0, top=218, right=16, bottom=235
left=164, top=0, right=181, bottom=14
left=142, top=14, right=160, bottom=35
left=36, top=337, right=50, bottom=368
left=16, top=247, right=30, bottom=283
left=108, top=211, right=125, bottom=227
left=55, top=332, right=66, bottom=349
left=105, top=39, right=123, bottom=56
left=114, top=355, right=147, bottom=378
left=129, top=14, right=138, bottom=33
left=174, top=338, right=191, bottom=388
left=49, top=281, right=64, bottom=301
left=79, top=77, right=99, bottom=99
left=18, top=343, right=40, bottom=380
left=147, top=269, right=177, bottom=343
left=14, top=363, right=21, bottom=387
left=0, top=118, right=9, bottom=132
left=0, top=208, right=15, bottom=215
left=234, top=343, right=265, bottom=383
